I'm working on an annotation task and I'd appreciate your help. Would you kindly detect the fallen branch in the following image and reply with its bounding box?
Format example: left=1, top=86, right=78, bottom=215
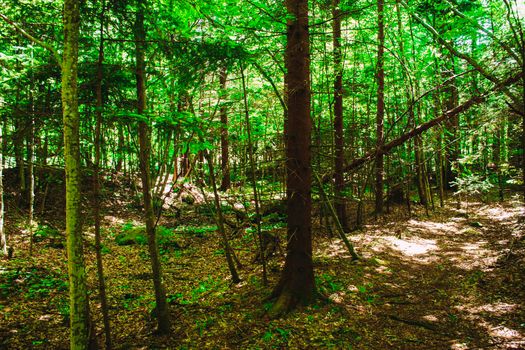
left=322, top=71, right=523, bottom=183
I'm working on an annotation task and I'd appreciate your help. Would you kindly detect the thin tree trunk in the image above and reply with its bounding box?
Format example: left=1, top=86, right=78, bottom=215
left=28, top=112, right=35, bottom=256
left=240, top=64, right=268, bottom=286
left=62, top=0, right=91, bottom=347
left=94, top=1, right=112, bottom=347
left=135, top=0, right=170, bottom=334
left=0, top=118, right=5, bottom=256
left=375, top=0, right=385, bottom=215
left=269, top=0, right=314, bottom=318
left=219, top=66, right=231, bottom=191
left=332, top=0, right=348, bottom=231
left=203, top=150, right=241, bottom=283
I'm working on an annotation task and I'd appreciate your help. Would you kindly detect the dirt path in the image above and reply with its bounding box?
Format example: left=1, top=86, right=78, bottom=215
left=340, top=200, right=525, bottom=349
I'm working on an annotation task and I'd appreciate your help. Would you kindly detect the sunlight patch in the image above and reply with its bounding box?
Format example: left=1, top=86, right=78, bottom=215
left=456, top=302, right=518, bottom=317
left=382, top=236, right=437, bottom=256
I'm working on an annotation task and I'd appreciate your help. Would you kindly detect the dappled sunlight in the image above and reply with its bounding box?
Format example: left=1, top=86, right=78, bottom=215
left=440, top=240, right=497, bottom=270
left=406, top=219, right=462, bottom=236
left=477, top=204, right=524, bottom=222
left=379, top=236, right=438, bottom=257
left=456, top=302, right=518, bottom=317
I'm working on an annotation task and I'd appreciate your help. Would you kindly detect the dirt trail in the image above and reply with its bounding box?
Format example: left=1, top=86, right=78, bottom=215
left=343, top=200, right=525, bottom=349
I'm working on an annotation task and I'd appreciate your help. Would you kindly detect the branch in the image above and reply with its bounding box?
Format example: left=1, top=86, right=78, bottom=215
left=322, top=71, right=523, bottom=183
left=0, top=13, right=61, bottom=67
left=398, top=0, right=521, bottom=108
left=443, top=0, right=522, bottom=65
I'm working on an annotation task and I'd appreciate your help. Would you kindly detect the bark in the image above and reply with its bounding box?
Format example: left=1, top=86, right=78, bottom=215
left=219, top=66, right=231, bottom=191
left=135, top=0, right=170, bottom=334
left=332, top=0, right=348, bottom=230
left=62, top=0, right=91, bottom=348
left=269, top=0, right=315, bottom=318
left=375, top=0, right=385, bottom=215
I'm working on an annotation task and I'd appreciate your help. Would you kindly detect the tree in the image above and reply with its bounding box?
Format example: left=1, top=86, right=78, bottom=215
left=0, top=117, right=5, bottom=257
left=332, top=0, right=348, bottom=231
left=375, top=0, right=385, bottom=215
left=93, top=0, right=112, bottom=347
left=134, top=0, right=170, bottom=334
left=219, top=66, right=231, bottom=191
left=62, top=0, right=91, bottom=347
left=269, top=0, right=315, bottom=317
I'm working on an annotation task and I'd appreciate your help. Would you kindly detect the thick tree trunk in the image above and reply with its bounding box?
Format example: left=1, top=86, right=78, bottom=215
left=332, top=0, right=348, bottom=231
left=62, top=0, right=91, bottom=348
left=375, top=0, right=385, bottom=215
left=269, top=0, right=314, bottom=318
left=135, top=0, right=170, bottom=334
left=219, top=66, right=231, bottom=191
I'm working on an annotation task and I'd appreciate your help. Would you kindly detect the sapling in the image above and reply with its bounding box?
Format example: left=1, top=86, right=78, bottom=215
left=451, top=174, right=493, bottom=218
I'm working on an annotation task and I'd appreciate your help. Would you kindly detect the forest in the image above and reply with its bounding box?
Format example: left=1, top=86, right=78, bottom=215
left=0, top=0, right=524, bottom=348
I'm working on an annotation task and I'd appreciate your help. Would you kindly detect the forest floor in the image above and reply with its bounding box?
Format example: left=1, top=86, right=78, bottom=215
left=1, top=175, right=524, bottom=349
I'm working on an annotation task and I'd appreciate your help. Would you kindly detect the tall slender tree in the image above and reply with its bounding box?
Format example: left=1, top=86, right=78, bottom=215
left=0, top=117, right=5, bottom=257
left=375, top=0, right=385, bottom=215
left=332, top=0, right=348, bottom=231
left=93, top=0, right=112, bottom=347
left=134, top=0, right=170, bottom=334
left=270, top=0, right=314, bottom=317
left=62, top=0, right=91, bottom=347
left=219, top=66, right=230, bottom=191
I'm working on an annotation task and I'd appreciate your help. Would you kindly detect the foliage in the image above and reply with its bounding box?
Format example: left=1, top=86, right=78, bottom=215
left=451, top=174, right=493, bottom=197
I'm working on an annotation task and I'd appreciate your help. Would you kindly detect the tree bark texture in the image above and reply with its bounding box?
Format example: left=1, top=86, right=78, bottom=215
left=270, top=0, right=315, bottom=317
left=62, top=0, right=91, bottom=347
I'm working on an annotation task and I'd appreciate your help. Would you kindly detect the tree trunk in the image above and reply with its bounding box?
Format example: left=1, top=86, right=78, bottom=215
left=332, top=0, right=348, bottom=231
left=443, top=54, right=459, bottom=189
left=375, top=0, right=385, bottom=215
left=219, top=66, right=231, bottom=191
left=240, top=64, right=268, bottom=285
left=0, top=117, right=5, bottom=256
left=269, top=0, right=314, bottom=318
left=94, top=1, right=112, bottom=347
left=203, top=150, right=241, bottom=283
left=62, top=0, right=91, bottom=347
left=27, top=113, right=35, bottom=255
left=135, top=0, right=170, bottom=334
